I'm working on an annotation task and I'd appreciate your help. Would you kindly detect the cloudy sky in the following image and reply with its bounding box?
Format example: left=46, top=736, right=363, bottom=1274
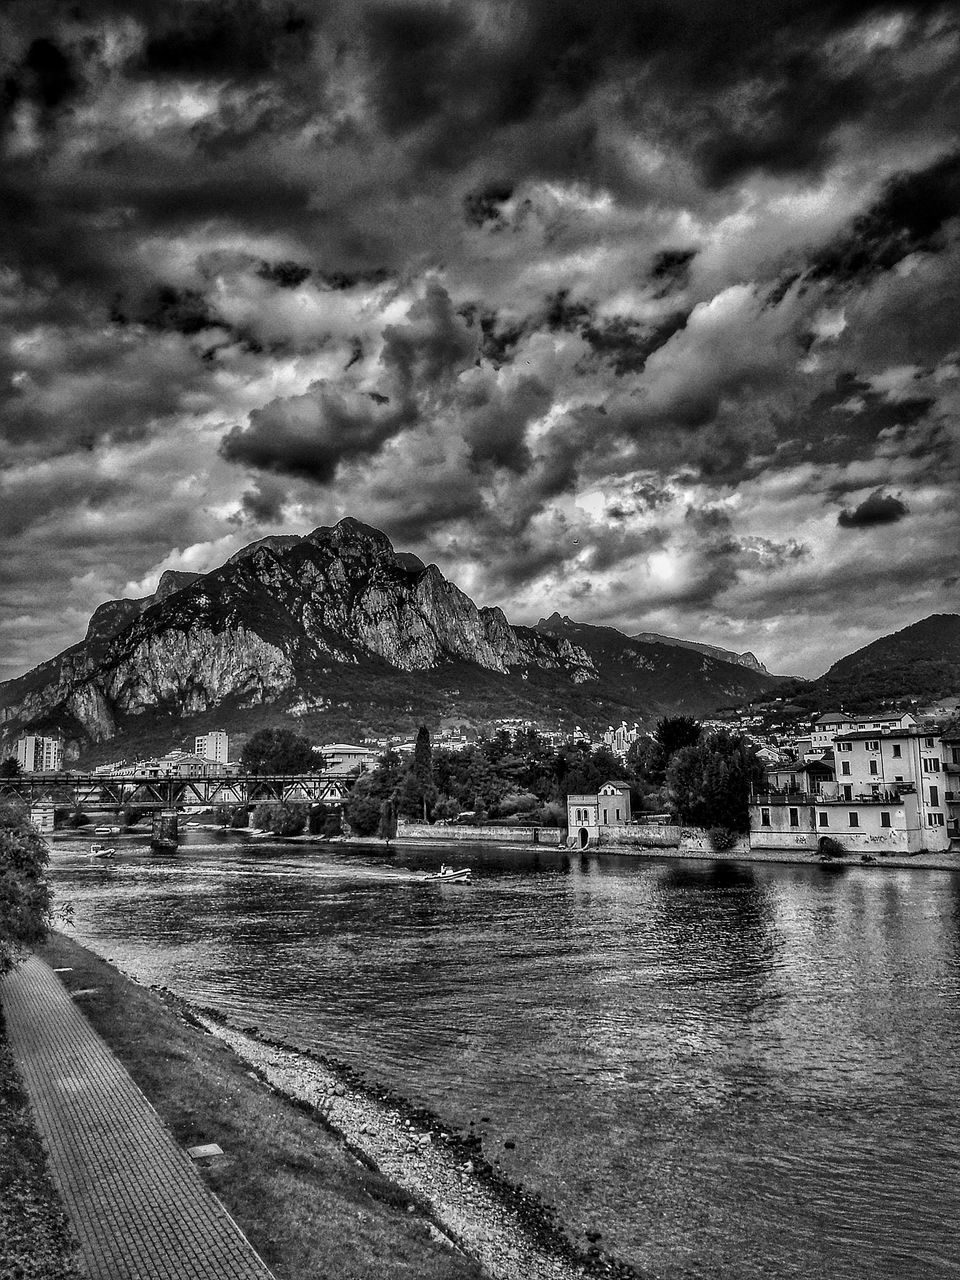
left=2, top=0, right=959, bottom=682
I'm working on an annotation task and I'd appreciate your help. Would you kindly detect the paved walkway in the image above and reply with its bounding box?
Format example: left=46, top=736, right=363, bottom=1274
left=2, top=955, right=274, bottom=1280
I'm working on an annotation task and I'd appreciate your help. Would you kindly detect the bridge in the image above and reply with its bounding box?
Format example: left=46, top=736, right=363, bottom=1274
left=0, top=771, right=351, bottom=814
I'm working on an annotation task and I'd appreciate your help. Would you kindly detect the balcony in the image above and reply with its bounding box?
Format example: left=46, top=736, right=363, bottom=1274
left=752, top=784, right=914, bottom=806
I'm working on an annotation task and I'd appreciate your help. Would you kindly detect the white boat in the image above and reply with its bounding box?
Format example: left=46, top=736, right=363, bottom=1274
left=93, top=825, right=120, bottom=836
left=422, top=866, right=472, bottom=883
left=89, top=846, right=116, bottom=859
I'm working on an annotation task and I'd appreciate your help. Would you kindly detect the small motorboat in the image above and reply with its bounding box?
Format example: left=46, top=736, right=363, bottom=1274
left=89, top=845, right=116, bottom=859
left=93, top=825, right=120, bottom=836
left=422, top=865, right=472, bottom=883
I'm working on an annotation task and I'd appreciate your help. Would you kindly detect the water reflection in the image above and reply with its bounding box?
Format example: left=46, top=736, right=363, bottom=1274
left=49, top=839, right=960, bottom=1279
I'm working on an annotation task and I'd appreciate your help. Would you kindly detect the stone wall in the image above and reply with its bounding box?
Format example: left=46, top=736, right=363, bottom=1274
left=593, top=825, right=750, bottom=855
left=396, top=821, right=563, bottom=846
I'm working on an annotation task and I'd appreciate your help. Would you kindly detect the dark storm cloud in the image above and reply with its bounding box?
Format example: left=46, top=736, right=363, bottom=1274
left=140, top=2, right=313, bottom=81
left=837, top=489, right=910, bottom=527
left=220, top=283, right=480, bottom=483
left=811, top=150, right=960, bottom=284
left=220, top=384, right=404, bottom=484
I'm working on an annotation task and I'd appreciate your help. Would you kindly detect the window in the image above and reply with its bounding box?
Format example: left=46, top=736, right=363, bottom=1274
left=892, top=745, right=902, bottom=759
left=837, top=742, right=852, bottom=752
left=841, top=761, right=851, bottom=776
left=925, top=737, right=936, bottom=748
left=615, top=808, right=621, bottom=820
left=603, top=809, right=609, bottom=824
left=952, top=748, right=960, bottom=765
left=843, top=785, right=853, bottom=801
left=761, top=808, right=771, bottom=827
left=881, top=812, right=891, bottom=828
left=869, top=761, right=879, bottom=775
left=818, top=812, right=828, bottom=827
left=922, top=758, right=940, bottom=772
left=848, top=812, right=859, bottom=828
left=929, top=787, right=939, bottom=807
left=927, top=813, right=945, bottom=827
left=867, top=740, right=879, bottom=751
left=789, top=808, right=799, bottom=827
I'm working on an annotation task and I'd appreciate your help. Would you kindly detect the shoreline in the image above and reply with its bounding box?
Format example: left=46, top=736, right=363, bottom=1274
left=47, top=930, right=638, bottom=1280
left=52, top=825, right=960, bottom=871
left=190, top=1009, right=638, bottom=1280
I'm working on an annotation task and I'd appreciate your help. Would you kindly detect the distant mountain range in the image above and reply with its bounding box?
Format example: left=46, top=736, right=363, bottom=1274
left=0, top=519, right=782, bottom=763
left=631, top=630, right=767, bottom=673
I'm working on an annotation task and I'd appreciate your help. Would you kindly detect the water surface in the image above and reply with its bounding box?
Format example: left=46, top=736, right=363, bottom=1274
left=50, top=835, right=960, bottom=1278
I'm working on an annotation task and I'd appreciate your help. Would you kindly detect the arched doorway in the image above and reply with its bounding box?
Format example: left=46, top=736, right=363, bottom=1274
left=578, top=827, right=590, bottom=849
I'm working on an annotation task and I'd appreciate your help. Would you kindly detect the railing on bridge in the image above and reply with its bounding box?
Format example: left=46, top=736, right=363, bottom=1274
left=0, top=771, right=351, bottom=812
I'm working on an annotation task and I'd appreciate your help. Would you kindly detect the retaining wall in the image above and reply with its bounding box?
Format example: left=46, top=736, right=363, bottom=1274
left=396, top=822, right=563, bottom=846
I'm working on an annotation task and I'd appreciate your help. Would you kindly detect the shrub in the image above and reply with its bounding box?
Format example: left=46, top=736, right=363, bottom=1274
left=0, top=801, right=55, bottom=973
left=708, top=826, right=738, bottom=852
left=818, top=835, right=846, bottom=859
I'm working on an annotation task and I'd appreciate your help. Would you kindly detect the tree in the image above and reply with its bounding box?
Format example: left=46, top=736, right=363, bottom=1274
left=250, top=802, right=307, bottom=836
left=666, top=731, right=760, bottom=833
left=396, top=726, right=438, bottom=820
left=377, top=798, right=397, bottom=842
left=655, top=716, right=702, bottom=757
left=0, top=757, right=22, bottom=779
left=0, top=801, right=56, bottom=973
left=240, top=729, right=319, bottom=775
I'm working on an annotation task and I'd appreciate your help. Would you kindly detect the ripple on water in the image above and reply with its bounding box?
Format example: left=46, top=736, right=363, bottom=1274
left=50, top=842, right=960, bottom=1278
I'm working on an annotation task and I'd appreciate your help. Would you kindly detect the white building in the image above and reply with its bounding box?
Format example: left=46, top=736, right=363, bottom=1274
left=810, top=710, right=916, bottom=754
left=315, top=743, right=380, bottom=776
left=195, top=731, right=229, bottom=764
left=752, top=722, right=950, bottom=855
left=602, top=721, right=639, bottom=756
left=15, top=734, right=63, bottom=773
left=567, top=781, right=633, bottom=846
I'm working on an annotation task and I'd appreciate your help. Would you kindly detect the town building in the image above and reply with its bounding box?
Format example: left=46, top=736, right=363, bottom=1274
left=751, top=722, right=950, bottom=855
left=567, top=781, right=632, bottom=846
left=315, top=743, right=380, bottom=775
left=15, top=734, right=63, bottom=773
left=194, top=731, right=230, bottom=764
left=810, top=710, right=916, bottom=754
left=602, top=721, right=640, bottom=756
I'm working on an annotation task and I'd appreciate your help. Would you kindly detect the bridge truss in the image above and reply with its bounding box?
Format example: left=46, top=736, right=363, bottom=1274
left=0, top=772, right=351, bottom=813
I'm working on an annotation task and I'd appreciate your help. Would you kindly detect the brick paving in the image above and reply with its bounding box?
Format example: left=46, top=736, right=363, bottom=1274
left=2, top=955, right=274, bottom=1280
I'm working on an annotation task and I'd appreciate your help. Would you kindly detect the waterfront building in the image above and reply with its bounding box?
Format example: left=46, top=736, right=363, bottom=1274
left=941, top=722, right=960, bottom=839
left=195, top=730, right=230, bottom=763
left=567, top=781, right=632, bottom=845
left=751, top=722, right=950, bottom=854
left=15, top=734, right=63, bottom=773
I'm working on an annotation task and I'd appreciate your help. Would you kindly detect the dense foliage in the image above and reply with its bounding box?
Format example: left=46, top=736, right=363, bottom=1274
left=240, top=729, right=319, bottom=775
left=251, top=802, right=308, bottom=837
left=342, top=716, right=757, bottom=835
left=0, top=802, right=55, bottom=973
left=666, top=730, right=762, bottom=833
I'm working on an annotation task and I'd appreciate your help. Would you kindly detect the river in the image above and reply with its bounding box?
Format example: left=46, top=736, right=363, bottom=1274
left=49, top=834, right=960, bottom=1278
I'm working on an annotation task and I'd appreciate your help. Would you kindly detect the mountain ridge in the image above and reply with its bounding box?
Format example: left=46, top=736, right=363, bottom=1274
left=0, top=519, right=782, bottom=760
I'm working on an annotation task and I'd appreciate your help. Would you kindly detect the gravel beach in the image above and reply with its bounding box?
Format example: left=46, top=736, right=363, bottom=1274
left=195, top=1015, right=638, bottom=1280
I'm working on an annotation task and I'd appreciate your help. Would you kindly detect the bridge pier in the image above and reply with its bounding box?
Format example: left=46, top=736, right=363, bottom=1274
left=150, top=811, right=179, bottom=852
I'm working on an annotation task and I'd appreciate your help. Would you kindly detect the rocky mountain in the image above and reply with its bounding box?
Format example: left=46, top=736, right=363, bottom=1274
left=84, top=570, right=201, bottom=643
left=0, top=519, right=781, bottom=761
left=632, top=630, right=767, bottom=673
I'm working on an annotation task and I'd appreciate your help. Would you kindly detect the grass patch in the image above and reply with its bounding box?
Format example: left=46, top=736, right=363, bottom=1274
left=38, top=932, right=482, bottom=1280
left=0, top=1002, right=83, bottom=1280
